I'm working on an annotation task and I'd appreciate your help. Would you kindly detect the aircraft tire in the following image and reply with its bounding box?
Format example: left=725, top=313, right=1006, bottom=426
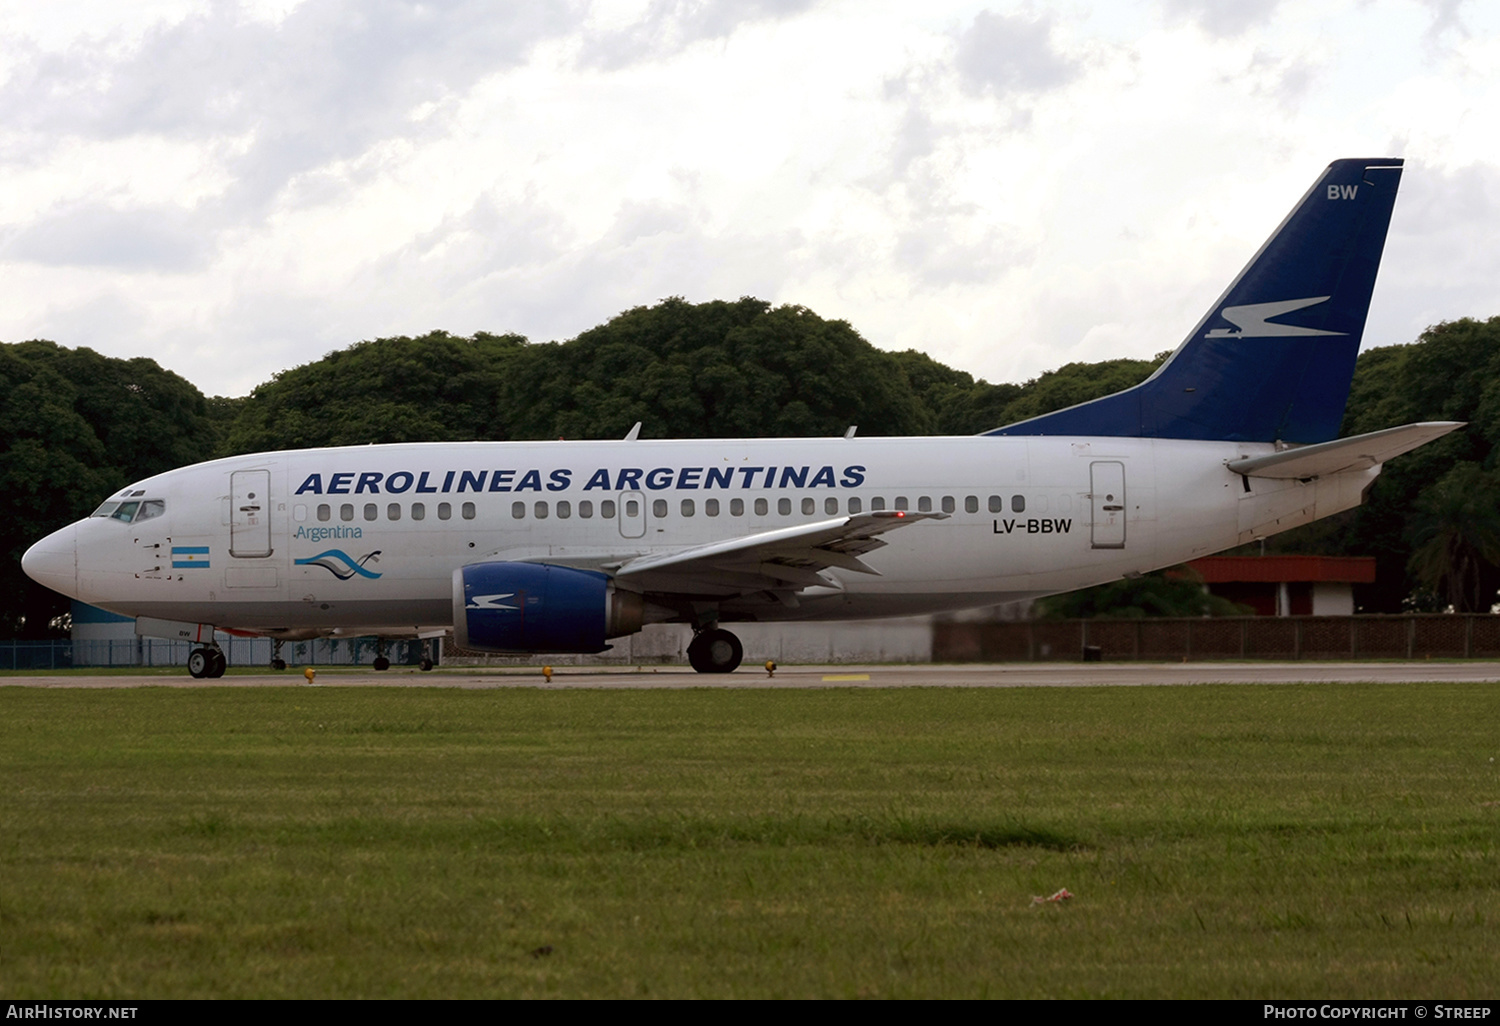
left=373, top=656, right=391, bottom=671
left=208, top=651, right=227, bottom=678
left=688, top=628, right=743, bottom=674
left=188, top=648, right=211, bottom=679
left=271, top=658, right=287, bottom=671
left=420, top=658, right=434, bottom=672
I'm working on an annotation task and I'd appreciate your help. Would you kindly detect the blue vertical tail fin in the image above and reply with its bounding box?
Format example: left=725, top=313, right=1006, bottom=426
left=987, top=158, right=1404, bottom=443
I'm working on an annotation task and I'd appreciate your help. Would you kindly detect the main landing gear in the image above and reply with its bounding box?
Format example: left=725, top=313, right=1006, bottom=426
left=188, top=646, right=227, bottom=679
left=687, top=628, right=743, bottom=674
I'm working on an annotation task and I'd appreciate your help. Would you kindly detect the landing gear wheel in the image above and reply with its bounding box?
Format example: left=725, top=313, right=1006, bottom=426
left=420, top=658, right=434, bottom=672
left=208, top=650, right=227, bottom=678
left=271, top=658, right=287, bottom=671
left=373, top=656, right=391, bottom=671
left=687, top=628, right=743, bottom=674
left=188, top=648, right=211, bottom=679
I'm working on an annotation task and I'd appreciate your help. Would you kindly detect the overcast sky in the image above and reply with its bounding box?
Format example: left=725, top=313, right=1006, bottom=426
left=2, top=0, right=1496, bottom=400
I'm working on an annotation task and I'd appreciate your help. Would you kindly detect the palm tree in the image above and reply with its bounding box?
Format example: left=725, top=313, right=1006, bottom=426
left=1407, top=462, right=1500, bottom=612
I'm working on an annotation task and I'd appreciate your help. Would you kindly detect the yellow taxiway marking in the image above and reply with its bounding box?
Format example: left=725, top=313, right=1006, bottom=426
left=821, top=674, right=871, bottom=681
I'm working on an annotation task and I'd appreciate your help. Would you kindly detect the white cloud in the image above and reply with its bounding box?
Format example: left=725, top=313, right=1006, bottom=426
left=0, top=0, right=1497, bottom=402
left=2, top=203, right=217, bottom=270
left=1160, top=0, right=1284, bottom=38
left=955, top=10, right=1079, bottom=95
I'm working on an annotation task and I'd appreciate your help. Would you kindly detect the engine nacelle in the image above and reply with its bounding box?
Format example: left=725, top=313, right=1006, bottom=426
left=452, top=562, right=644, bottom=654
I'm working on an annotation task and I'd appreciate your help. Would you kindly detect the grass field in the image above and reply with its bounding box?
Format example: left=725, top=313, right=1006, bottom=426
left=1, top=682, right=1497, bottom=998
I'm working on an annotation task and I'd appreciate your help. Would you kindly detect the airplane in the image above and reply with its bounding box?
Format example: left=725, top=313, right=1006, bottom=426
left=22, top=157, right=1461, bottom=678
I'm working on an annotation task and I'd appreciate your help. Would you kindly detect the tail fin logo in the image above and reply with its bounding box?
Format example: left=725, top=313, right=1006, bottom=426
left=1205, top=296, right=1344, bottom=339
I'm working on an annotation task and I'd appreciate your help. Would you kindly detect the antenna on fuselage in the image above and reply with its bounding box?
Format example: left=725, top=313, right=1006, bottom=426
left=844, top=425, right=858, bottom=438
left=623, top=422, right=642, bottom=441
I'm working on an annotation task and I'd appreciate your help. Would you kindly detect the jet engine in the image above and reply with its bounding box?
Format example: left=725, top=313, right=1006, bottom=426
left=452, top=562, right=644, bottom=654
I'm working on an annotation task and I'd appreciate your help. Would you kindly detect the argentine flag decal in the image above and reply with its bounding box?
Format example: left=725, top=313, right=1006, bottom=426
left=172, top=546, right=210, bottom=569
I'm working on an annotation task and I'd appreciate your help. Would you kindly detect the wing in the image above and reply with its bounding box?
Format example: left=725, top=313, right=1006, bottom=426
left=612, top=511, right=946, bottom=596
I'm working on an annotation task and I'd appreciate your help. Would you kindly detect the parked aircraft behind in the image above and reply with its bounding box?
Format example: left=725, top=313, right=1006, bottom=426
left=23, top=158, right=1459, bottom=677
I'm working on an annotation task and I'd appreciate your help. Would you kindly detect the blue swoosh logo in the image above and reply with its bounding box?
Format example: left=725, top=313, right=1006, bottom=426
left=295, top=549, right=382, bottom=580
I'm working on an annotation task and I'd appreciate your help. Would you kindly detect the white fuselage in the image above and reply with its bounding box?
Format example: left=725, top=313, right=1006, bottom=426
left=25, top=434, right=1379, bottom=637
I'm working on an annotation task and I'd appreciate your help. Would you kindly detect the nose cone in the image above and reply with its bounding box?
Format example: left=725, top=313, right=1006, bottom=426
left=22, top=523, right=78, bottom=599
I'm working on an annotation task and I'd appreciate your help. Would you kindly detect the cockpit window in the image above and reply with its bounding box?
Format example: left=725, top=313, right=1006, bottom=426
left=90, top=499, right=166, bottom=523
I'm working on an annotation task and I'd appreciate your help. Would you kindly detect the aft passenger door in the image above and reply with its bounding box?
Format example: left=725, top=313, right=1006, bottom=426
left=230, top=470, right=273, bottom=558
left=1089, top=461, right=1126, bottom=549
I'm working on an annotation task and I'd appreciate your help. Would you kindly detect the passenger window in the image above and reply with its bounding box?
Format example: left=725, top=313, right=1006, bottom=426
left=557, top=501, right=571, bottom=519
left=412, top=503, right=425, bottom=521
left=681, top=499, right=695, bottom=517
left=512, top=502, right=525, bottom=519
left=579, top=500, right=593, bottom=518
left=462, top=502, right=476, bottom=520
left=136, top=499, right=166, bottom=522
left=825, top=497, right=838, bottom=515
left=918, top=496, right=932, bottom=513
left=111, top=502, right=139, bottom=523
left=364, top=503, right=378, bottom=521
left=653, top=499, right=667, bottom=518
left=602, top=500, right=617, bottom=518
left=625, top=499, right=639, bottom=517
left=1012, top=495, right=1025, bottom=513
left=988, top=495, right=1003, bottom=513
left=341, top=504, right=355, bottom=522
left=754, top=498, right=768, bottom=516
left=871, top=497, right=886, bottom=511
left=797, top=497, right=811, bottom=515
left=848, top=497, right=862, bottom=514
left=778, top=498, right=791, bottom=516
left=965, top=496, right=978, bottom=514
left=942, top=496, right=955, bottom=514
left=533, top=501, right=547, bottom=519
left=318, top=504, right=332, bottom=522
left=706, top=498, right=720, bottom=517
left=438, top=502, right=452, bottom=521
left=387, top=503, right=401, bottom=521
left=894, top=496, right=909, bottom=511
left=730, top=498, right=744, bottom=516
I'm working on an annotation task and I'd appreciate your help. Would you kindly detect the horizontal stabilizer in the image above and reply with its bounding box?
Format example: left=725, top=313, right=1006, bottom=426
left=1227, top=422, right=1463, bottom=480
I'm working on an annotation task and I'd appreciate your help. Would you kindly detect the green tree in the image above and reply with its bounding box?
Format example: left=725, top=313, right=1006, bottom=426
left=496, top=298, right=936, bottom=440
left=224, top=331, right=528, bottom=453
left=991, top=355, right=1165, bottom=427
left=1405, top=462, right=1500, bottom=612
left=1, top=342, right=222, bottom=636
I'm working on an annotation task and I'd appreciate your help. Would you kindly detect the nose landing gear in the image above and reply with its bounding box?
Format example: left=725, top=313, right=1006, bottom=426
left=687, top=628, right=743, bottom=674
